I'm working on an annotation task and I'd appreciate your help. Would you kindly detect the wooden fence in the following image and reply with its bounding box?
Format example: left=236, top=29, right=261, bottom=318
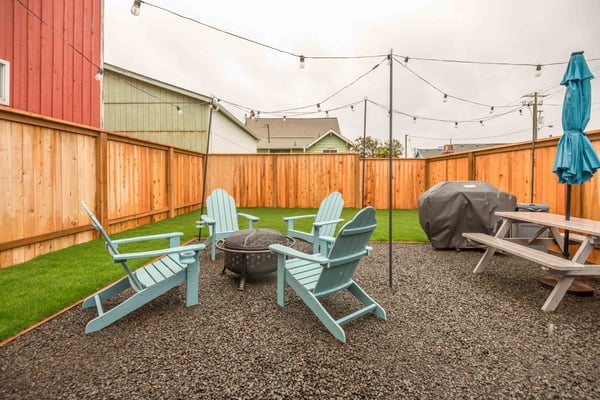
left=1, top=106, right=600, bottom=267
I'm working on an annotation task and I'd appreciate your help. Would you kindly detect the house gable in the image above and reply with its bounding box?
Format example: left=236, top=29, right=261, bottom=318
left=102, top=64, right=257, bottom=153
left=247, top=117, right=352, bottom=153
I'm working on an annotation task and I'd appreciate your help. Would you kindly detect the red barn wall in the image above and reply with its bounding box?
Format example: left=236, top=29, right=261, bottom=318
left=0, top=0, right=102, bottom=127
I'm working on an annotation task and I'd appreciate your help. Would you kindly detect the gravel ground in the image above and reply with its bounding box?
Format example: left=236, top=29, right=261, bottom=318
left=1, top=242, right=600, bottom=399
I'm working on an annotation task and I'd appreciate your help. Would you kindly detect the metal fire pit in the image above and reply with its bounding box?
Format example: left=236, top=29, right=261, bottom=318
left=216, top=229, right=295, bottom=290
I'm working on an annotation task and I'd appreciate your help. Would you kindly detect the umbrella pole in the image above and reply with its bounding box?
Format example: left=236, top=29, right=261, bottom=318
left=563, top=184, right=571, bottom=259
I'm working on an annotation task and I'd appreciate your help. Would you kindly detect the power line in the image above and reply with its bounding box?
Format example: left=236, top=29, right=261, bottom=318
left=138, top=1, right=599, bottom=69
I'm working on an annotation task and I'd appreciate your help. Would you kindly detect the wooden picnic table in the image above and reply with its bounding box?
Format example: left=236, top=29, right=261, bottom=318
left=463, top=211, right=600, bottom=312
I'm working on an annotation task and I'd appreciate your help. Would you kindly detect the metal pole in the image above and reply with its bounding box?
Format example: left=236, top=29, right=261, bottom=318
left=362, top=97, right=367, bottom=208
left=388, top=49, right=393, bottom=288
left=404, top=134, right=408, bottom=159
left=530, top=92, right=538, bottom=203
left=198, top=102, right=214, bottom=239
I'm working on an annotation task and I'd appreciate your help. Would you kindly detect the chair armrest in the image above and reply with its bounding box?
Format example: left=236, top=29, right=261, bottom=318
left=237, top=213, right=259, bottom=229
left=269, top=243, right=329, bottom=264
left=237, top=212, right=259, bottom=222
left=112, top=232, right=184, bottom=245
left=201, top=215, right=216, bottom=225
left=113, top=243, right=206, bottom=262
left=313, top=218, right=344, bottom=228
left=283, top=214, right=316, bottom=222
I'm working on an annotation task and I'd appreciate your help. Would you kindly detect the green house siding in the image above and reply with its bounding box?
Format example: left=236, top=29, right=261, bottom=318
left=103, top=71, right=210, bottom=152
left=308, top=134, right=349, bottom=153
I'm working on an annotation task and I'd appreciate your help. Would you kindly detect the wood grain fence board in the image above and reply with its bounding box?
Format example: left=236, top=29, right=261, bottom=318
left=2, top=106, right=600, bottom=267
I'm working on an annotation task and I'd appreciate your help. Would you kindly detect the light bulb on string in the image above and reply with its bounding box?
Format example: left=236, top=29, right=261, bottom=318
left=94, top=68, right=103, bottom=81
left=412, top=117, right=416, bottom=124
left=131, top=0, right=141, bottom=16
left=480, top=120, right=484, bottom=127
left=443, top=94, right=448, bottom=103
left=176, top=106, right=183, bottom=115
left=519, top=109, right=523, bottom=116
left=325, top=111, right=329, bottom=117
left=283, top=116, right=287, bottom=122
left=454, top=122, right=458, bottom=129
left=299, top=55, right=305, bottom=69
left=534, top=64, right=542, bottom=77
left=489, top=106, right=494, bottom=114
left=350, top=105, right=354, bottom=112
left=316, top=103, right=321, bottom=112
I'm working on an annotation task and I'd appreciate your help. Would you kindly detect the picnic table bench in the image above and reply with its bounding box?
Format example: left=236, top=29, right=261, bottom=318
left=463, top=211, right=600, bottom=311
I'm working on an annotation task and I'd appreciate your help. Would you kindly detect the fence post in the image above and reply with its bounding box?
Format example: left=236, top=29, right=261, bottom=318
left=167, top=147, right=174, bottom=218
left=96, top=131, right=109, bottom=231
left=468, top=152, right=476, bottom=181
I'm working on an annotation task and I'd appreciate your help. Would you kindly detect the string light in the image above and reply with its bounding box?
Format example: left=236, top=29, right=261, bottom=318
left=94, top=68, right=103, bottom=81
left=443, top=94, right=448, bottom=103
left=283, top=115, right=286, bottom=122
left=454, top=121, right=458, bottom=129
left=131, top=0, right=141, bottom=16
left=316, top=103, right=321, bottom=112
left=299, top=55, right=305, bottom=69
left=176, top=105, right=183, bottom=114
left=480, top=120, right=484, bottom=126
left=489, top=106, right=495, bottom=114
left=413, top=117, right=417, bottom=124
left=350, top=105, right=354, bottom=112
left=534, top=64, right=542, bottom=77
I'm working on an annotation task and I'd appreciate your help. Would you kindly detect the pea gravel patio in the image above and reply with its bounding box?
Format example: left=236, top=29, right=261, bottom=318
left=1, top=243, right=599, bottom=399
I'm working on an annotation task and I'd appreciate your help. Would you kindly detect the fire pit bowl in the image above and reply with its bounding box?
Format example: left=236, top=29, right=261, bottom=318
left=216, top=228, right=295, bottom=290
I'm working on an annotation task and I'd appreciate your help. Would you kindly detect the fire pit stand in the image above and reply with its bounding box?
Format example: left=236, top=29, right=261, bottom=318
left=216, top=229, right=295, bottom=290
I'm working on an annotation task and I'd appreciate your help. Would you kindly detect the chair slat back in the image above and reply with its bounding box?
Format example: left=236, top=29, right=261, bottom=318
left=313, top=207, right=376, bottom=296
left=80, top=201, right=143, bottom=291
left=313, top=191, right=344, bottom=237
left=206, top=189, right=240, bottom=234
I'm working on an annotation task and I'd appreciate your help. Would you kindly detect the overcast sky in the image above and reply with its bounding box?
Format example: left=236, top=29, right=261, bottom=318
left=103, top=0, right=600, bottom=155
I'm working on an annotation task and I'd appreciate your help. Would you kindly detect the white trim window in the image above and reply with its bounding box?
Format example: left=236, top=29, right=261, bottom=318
left=322, top=149, right=338, bottom=153
left=0, top=58, right=9, bottom=106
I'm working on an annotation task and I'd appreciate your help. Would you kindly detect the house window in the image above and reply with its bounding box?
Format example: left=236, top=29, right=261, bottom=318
left=0, top=58, right=9, bottom=106
left=322, top=149, right=337, bottom=153
left=269, top=149, right=291, bottom=153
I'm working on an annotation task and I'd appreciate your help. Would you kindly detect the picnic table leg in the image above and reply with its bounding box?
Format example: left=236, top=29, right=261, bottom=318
left=541, top=276, right=575, bottom=312
left=473, top=218, right=512, bottom=274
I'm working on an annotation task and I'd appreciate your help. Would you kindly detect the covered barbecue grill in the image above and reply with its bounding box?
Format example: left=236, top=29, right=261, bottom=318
left=418, top=181, right=517, bottom=249
left=216, top=229, right=295, bottom=290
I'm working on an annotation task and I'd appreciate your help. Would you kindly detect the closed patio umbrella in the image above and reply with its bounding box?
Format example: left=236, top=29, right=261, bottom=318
left=552, top=51, right=599, bottom=258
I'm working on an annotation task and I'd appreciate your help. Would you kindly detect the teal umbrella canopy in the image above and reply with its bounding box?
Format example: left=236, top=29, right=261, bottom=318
left=552, top=52, right=600, bottom=185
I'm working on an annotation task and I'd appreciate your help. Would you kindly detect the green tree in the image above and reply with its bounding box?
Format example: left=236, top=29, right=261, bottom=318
left=350, top=136, right=403, bottom=158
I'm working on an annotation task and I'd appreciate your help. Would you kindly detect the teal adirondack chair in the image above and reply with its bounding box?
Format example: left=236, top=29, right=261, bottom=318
left=269, top=206, right=386, bottom=343
left=197, top=189, right=259, bottom=261
left=80, top=201, right=206, bottom=334
left=283, top=191, right=344, bottom=255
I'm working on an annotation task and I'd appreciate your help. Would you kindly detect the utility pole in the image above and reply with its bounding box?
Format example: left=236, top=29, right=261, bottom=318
left=522, top=92, right=544, bottom=203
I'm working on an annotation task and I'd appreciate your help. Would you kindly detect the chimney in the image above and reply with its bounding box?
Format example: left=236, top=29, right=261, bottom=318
left=443, top=144, right=454, bottom=154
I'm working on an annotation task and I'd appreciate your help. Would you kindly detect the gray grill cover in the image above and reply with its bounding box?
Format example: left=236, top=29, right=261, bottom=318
left=418, top=181, right=517, bottom=249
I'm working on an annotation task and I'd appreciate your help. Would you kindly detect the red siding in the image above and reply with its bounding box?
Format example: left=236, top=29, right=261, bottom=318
left=0, top=0, right=101, bottom=127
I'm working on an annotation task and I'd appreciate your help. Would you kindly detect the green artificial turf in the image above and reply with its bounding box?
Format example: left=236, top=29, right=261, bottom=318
left=0, top=207, right=427, bottom=342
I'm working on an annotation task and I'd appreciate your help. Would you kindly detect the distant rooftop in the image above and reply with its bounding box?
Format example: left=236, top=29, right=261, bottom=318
left=245, top=117, right=351, bottom=150
left=415, top=143, right=504, bottom=158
